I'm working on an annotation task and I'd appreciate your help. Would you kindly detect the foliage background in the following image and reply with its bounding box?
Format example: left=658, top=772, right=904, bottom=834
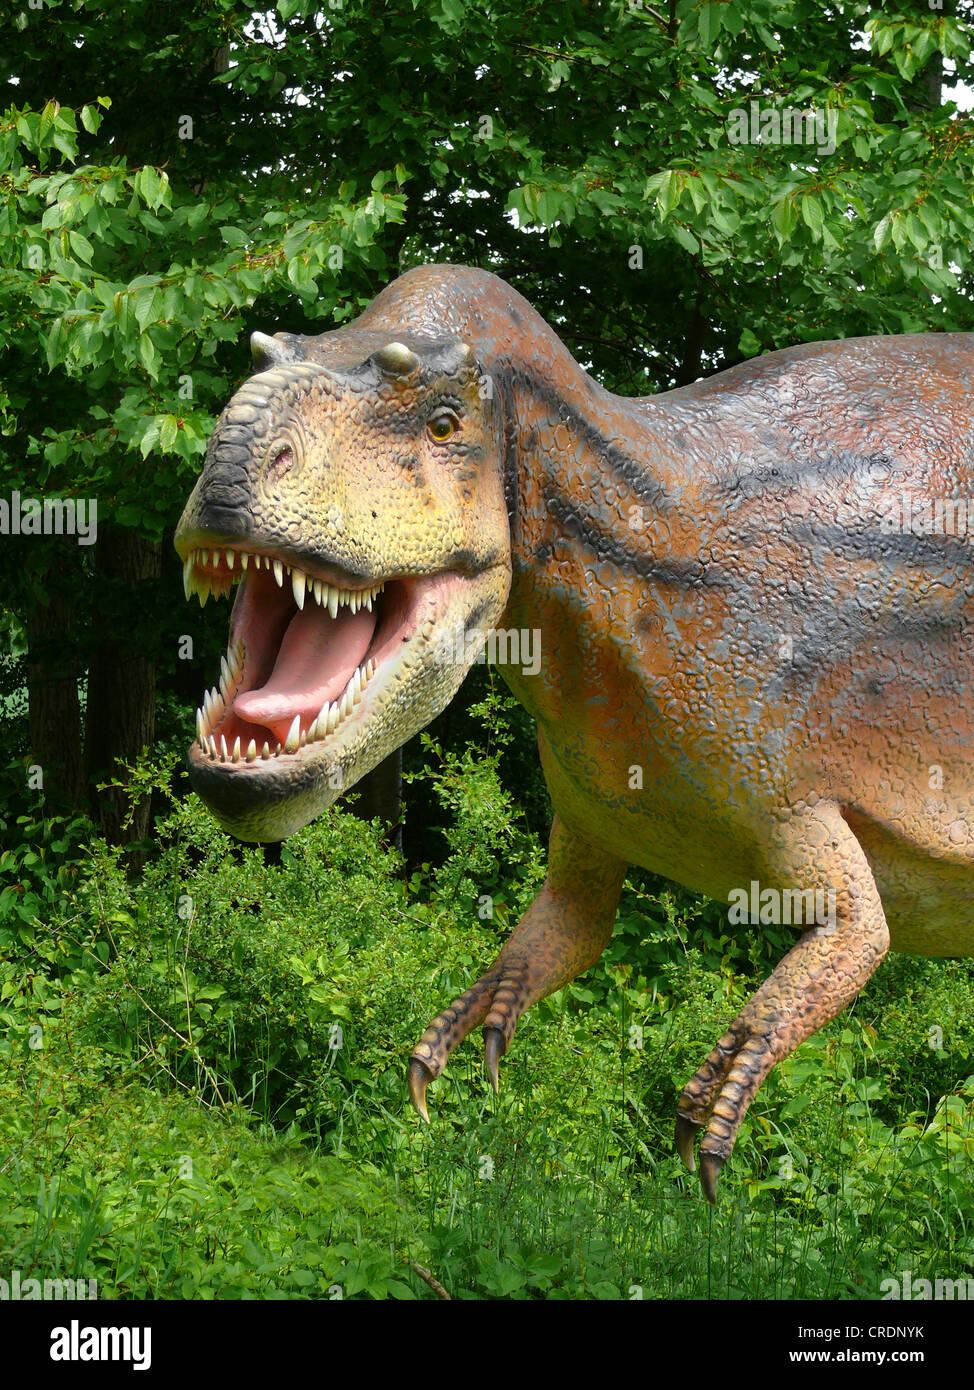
left=1, top=0, right=973, bottom=1301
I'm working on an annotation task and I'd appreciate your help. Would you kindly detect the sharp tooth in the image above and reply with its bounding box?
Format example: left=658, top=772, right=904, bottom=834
left=231, top=737, right=241, bottom=761
left=183, top=558, right=194, bottom=599
left=261, top=742, right=270, bottom=759
left=365, top=593, right=373, bottom=611
left=325, top=702, right=338, bottom=733
left=312, top=579, right=323, bottom=606
left=299, top=729, right=308, bottom=747
left=273, top=560, right=284, bottom=587
left=196, top=709, right=206, bottom=743
left=352, top=668, right=362, bottom=701
left=220, top=655, right=232, bottom=691
left=327, top=586, right=339, bottom=619
left=198, top=581, right=209, bottom=608
left=366, top=658, right=376, bottom=678
left=240, top=552, right=249, bottom=570
left=226, top=550, right=235, bottom=569
left=313, top=703, right=329, bottom=739
left=208, top=735, right=218, bottom=759
left=292, top=568, right=306, bottom=610
left=340, top=689, right=352, bottom=717
left=284, top=714, right=301, bottom=752
left=220, top=734, right=228, bottom=761
left=246, top=739, right=257, bottom=762
left=275, top=743, right=282, bottom=756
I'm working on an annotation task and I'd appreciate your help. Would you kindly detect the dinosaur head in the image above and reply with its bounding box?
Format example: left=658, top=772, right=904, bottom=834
left=174, top=332, right=511, bottom=841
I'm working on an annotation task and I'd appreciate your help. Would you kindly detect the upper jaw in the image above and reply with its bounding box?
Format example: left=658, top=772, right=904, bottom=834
left=177, top=539, right=387, bottom=616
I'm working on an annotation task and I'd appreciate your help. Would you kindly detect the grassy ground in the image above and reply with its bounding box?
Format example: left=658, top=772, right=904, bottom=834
left=2, top=734, right=973, bottom=1300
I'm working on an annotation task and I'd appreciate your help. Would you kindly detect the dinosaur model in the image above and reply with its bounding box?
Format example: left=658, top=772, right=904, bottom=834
left=174, top=263, right=974, bottom=1201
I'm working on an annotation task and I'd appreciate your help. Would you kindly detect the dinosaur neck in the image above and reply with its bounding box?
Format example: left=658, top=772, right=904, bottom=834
left=303, top=266, right=696, bottom=712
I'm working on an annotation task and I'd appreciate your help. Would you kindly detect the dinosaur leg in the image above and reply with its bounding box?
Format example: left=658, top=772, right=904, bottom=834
left=676, top=804, right=890, bottom=1202
left=408, top=814, right=628, bottom=1119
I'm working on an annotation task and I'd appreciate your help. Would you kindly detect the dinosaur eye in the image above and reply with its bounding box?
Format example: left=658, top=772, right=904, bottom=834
left=428, top=411, right=459, bottom=441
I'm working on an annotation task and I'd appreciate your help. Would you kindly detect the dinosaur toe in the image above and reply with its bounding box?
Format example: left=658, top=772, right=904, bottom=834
left=674, top=1113, right=702, bottom=1173
left=484, top=1027, right=506, bottom=1091
left=676, top=1020, right=773, bottom=1200
left=698, top=1151, right=726, bottom=1205
left=407, top=1057, right=433, bottom=1122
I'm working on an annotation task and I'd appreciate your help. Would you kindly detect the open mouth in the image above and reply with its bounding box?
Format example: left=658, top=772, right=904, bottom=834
left=181, top=544, right=441, bottom=768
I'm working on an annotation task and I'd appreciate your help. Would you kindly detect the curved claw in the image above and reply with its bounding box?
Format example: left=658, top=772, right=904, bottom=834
left=674, top=1114, right=701, bottom=1173
left=407, top=1057, right=433, bottom=1123
left=484, top=1027, right=506, bottom=1092
left=699, top=1151, right=725, bottom=1205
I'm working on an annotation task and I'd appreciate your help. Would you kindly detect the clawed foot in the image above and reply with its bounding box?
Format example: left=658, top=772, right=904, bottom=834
left=675, top=1018, right=775, bottom=1203
left=407, top=967, right=528, bottom=1120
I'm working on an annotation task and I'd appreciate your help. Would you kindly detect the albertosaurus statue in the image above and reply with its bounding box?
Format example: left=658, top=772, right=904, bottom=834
left=175, top=263, right=974, bottom=1200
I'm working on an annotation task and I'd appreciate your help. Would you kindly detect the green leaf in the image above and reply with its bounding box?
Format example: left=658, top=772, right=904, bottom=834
left=800, top=195, right=824, bottom=235
left=159, top=414, right=179, bottom=451
left=137, top=332, right=160, bottom=377
left=656, top=170, right=682, bottom=218
left=669, top=223, right=699, bottom=255
left=68, top=229, right=94, bottom=264
left=771, top=196, right=797, bottom=243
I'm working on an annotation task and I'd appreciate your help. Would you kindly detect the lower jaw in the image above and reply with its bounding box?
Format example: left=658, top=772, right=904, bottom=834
left=193, top=572, right=441, bottom=778
left=183, top=560, right=512, bottom=838
left=188, top=568, right=479, bottom=780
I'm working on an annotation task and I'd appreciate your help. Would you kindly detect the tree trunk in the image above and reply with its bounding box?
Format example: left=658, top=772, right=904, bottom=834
left=84, top=528, right=162, bottom=855
left=346, top=749, right=403, bottom=851
left=25, top=584, right=84, bottom=808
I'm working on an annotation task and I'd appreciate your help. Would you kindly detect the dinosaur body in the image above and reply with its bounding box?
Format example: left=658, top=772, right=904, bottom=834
left=175, top=264, right=974, bottom=1200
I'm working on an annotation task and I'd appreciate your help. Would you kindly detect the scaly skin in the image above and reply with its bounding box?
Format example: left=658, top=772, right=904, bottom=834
left=175, top=263, right=974, bottom=1200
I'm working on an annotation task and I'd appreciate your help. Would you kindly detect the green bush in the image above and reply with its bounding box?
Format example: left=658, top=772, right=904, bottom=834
left=2, top=691, right=974, bottom=1298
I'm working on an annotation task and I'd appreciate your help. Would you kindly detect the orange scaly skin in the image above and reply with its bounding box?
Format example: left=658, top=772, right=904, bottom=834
left=176, top=264, right=974, bottom=1201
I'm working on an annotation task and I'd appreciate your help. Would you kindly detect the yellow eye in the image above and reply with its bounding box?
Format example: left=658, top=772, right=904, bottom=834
left=428, top=411, right=458, bottom=441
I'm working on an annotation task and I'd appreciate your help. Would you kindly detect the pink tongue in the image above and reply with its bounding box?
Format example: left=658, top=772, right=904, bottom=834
left=234, top=603, right=376, bottom=744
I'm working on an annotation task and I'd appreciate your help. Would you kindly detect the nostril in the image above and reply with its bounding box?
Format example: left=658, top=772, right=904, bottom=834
left=266, top=445, right=293, bottom=488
